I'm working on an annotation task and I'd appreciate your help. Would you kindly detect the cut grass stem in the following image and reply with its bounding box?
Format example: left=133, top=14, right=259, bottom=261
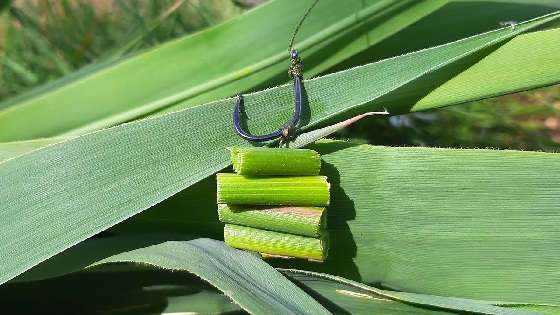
left=229, top=147, right=321, bottom=176
left=216, top=174, right=330, bottom=206
left=218, top=204, right=326, bottom=237
left=224, top=224, right=329, bottom=261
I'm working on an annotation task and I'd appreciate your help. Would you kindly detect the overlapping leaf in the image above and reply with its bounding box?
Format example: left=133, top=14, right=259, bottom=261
left=11, top=235, right=533, bottom=315
left=10, top=236, right=329, bottom=314
left=3, top=269, right=243, bottom=314
left=3, top=0, right=560, bottom=141
left=0, top=0, right=447, bottom=141
left=282, top=269, right=540, bottom=315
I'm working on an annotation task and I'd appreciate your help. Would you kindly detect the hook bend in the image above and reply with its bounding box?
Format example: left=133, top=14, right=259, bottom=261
left=233, top=50, right=302, bottom=142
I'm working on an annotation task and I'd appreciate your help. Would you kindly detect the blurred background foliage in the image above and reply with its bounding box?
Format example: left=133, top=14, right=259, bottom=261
left=1, top=0, right=559, bottom=152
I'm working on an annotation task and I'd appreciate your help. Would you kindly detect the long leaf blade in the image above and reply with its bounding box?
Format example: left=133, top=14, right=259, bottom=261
left=18, top=236, right=329, bottom=314
left=288, top=140, right=560, bottom=305
left=281, top=269, right=538, bottom=315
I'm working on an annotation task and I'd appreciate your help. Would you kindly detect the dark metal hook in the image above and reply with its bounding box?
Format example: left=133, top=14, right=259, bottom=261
left=233, top=50, right=302, bottom=142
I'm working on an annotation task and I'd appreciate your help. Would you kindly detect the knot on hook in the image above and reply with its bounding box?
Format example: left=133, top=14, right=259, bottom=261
left=289, top=51, right=303, bottom=79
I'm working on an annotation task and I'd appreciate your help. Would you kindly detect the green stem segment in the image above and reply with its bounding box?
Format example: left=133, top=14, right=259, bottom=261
left=217, top=174, right=330, bottom=206
left=229, top=147, right=321, bottom=176
left=218, top=204, right=326, bottom=237
left=224, top=224, right=329, bottom=261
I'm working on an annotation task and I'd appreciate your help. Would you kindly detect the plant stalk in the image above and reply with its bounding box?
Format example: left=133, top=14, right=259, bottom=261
left=218, top=204, right=326, bottom=237
left=224, top=224, right=328, bottom=261
left=228, top=147, right=321, bottom=176
left=216, top=174, right=330, bottom=206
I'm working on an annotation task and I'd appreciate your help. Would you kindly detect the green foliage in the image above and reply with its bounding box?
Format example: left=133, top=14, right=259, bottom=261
left=3, top=269, right=243, bottom=314
left=113, top=139, right=560, bottom=306
left=1, top=1, right=560, bottom=313
left=0, top=14, right=559, bottom=287
left=9, top=234, right=536, bottom=314
left=0, top=0, right=241, bottom=102
left=0, top=0, right=449, bottom=141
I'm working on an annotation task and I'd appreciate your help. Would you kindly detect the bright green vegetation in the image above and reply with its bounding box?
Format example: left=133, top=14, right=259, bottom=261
left=0, top=0, right=243, bottom=102
left=224, top=224, right=329, bottom=261
left=218, top=204, right=326, bottom=237
left=229, top=147, right=321, bottom=176
left=8, top=235, right=535, bottom=315
left=220, top=146, right=328, bottom=258
left=1, top=0, right=560, bottom=313
left=217, top=174, right=330, bottom=206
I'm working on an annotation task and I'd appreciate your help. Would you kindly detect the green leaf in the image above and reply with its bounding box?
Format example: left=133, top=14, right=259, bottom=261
left=0, top=0, right=12, bottom=12
left=92, top=240, right=326, bottom=315
left=1, top=14, right=559, bottom=285
left=268, top=140, right=560, bottom=305
left=0, top=0, right=447, bottom=141
left=13, top=235, right=536, bottom=315
left=330, top=0, right=560, bottom=74
left=15, top=236, right=329, bottom=314
left=282, top=269, right=537, bottom=315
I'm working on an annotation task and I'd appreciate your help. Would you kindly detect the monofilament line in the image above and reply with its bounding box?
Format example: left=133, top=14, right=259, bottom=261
left=288, top=0, right=319, bottom=55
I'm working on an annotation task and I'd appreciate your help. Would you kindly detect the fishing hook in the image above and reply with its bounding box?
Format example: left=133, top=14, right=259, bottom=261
left=233, top=49, right=302, bottom=142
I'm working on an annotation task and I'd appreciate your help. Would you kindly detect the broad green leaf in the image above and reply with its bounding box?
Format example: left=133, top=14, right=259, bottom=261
left=16, top=236, right=329, bottom=314
left=90, top=239, right=328, bottom=315
left=0, top=0, right=447, bottom=141
left=14, top=233, right=187, bottom=282
left=0, top=52, right=136, bottom=111
left=3, top=0, right=559, bottom=139
left=1, top=14, right=559, bottom=285
left=281, top=269, right=536, bottom=315
left=412, top=27, right=560, bottom=111
left=267, top=140, right=560, bottom=305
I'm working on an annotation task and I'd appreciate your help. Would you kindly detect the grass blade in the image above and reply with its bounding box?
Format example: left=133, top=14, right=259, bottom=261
left=272, top=140, right=560, bottom=305
left=16, top=236, right=329, bottom=314
left=282, top=269, right=538, bottom=315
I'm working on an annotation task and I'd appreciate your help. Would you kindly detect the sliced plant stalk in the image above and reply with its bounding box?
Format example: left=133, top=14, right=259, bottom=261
left=228, top=147, right=321, bottom=176
left=217, top=204, right=326, bottom=237
left=224, top=224, right=329, bottom=261
left=216, top=174, right=330, bottom=206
